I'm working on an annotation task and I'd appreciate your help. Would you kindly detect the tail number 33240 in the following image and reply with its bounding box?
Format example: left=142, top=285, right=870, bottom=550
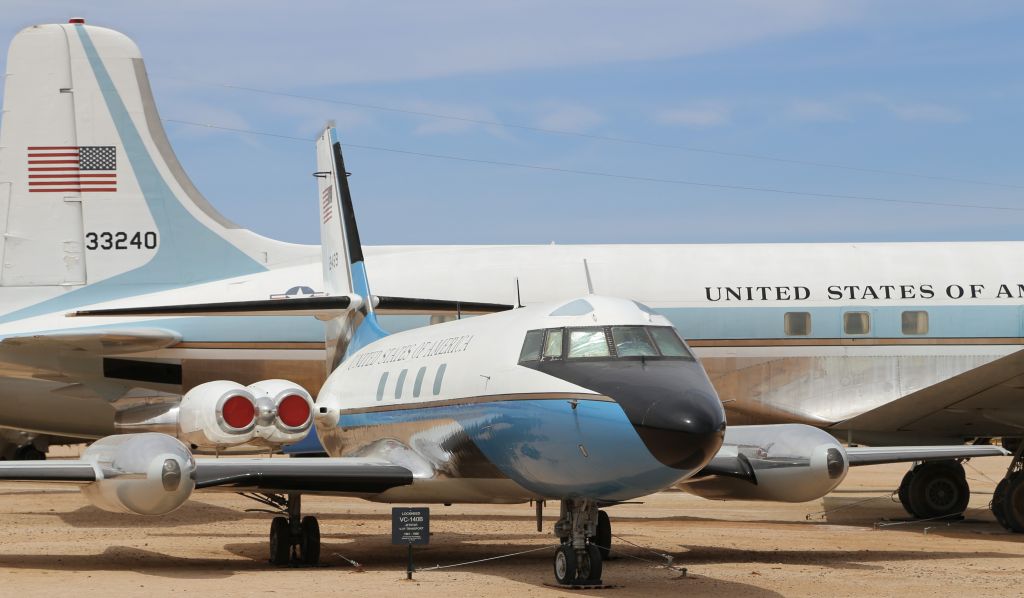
left=85, top=231, right=158, bottom=250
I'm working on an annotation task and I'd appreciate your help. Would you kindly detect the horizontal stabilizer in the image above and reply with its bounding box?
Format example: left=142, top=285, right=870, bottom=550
left=67, top=295, right=512, bottom=319
left=1, top=328, right=181, bottom=354
left=846, top=444, right=1008, bottom=466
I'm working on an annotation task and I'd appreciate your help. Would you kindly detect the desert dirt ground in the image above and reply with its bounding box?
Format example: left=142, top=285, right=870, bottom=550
left=0, top=451, right=1022, bottom=597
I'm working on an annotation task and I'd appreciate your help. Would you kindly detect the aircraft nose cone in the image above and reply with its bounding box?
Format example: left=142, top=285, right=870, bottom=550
left=627, top=380, right=726, bottom=470
left=528, top=359, right=726, bottom=471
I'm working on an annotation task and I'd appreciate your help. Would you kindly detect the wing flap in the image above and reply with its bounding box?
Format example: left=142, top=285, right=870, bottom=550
left=0, top=461, right=96, bottom=483
left=0, top=328, right=181, bottom=354
left=846, top=444, right=1008, bottom=466
left=194, top=457, right=413, bottom=494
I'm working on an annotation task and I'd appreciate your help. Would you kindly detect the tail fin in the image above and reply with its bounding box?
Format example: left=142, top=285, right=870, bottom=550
left=0, top=22, right=307, bottom=315
left=315, top=126, right=387, bottom=369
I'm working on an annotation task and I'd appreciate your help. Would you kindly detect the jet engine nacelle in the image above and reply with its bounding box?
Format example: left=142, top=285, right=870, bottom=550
left=118, top=380, right=314, bottom=452
left=177, top=380, right=260, bottom=449
left=679, top=424, right=849, bottom=503
left=246, top=379, right=314, bottom=446
left=79, top=433, right=196, bottom=515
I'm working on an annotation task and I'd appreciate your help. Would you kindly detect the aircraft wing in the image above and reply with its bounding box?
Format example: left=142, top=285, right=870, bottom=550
left=67, top=295, right=513, bottom=319
left=0, top=457, right=413, bottom=495
left=0, top=328, right=181, bottom=355
left=833, top=348, right=1024, bottom=439
left=844, top=444, right=1008, bottom=466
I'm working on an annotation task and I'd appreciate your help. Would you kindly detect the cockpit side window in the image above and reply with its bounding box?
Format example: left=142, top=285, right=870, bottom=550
left=519, top=329, right=545, bottom=362
left=648, top=327, right=694, bottom=359
left=542, top=329, right=564, bottom=359
left=568, top=328, right=611, bottom=358
left=611, top=326, right=658, bottom=357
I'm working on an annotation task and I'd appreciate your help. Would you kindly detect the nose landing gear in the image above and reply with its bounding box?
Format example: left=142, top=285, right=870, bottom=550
left=552, top=500, right=604, bottom=586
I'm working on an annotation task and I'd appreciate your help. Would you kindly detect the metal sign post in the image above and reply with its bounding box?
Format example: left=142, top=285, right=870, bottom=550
left=392, top=507, right=429, bottom=579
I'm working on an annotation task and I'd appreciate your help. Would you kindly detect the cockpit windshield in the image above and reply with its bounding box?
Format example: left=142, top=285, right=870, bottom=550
left=518, top=326, right=695, bottom=363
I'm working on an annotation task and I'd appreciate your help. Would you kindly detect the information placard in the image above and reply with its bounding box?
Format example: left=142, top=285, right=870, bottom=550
left=391, top=507, right=429, bottom=545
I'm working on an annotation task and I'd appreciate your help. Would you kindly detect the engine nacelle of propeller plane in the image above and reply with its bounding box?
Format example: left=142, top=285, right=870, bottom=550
left=79, top=433, right=196, bottom=515
left=677, top=424, right=849, bottom=503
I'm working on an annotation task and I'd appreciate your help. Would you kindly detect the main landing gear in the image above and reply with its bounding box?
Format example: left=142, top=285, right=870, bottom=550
left=993, top=439, right=1024, bottom=533
left=552, top=500, right=606, bottom=586
left=249, top=493, right=321, bottom=566
left=896, top=460, right=969, bottom=519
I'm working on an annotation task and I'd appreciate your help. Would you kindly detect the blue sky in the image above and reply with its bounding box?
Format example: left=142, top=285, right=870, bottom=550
left=2, top=1, right=1023, bottom=245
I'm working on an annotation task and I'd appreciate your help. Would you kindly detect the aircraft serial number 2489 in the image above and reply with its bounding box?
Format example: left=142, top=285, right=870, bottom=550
left=85, top=231, right=158, bottom=251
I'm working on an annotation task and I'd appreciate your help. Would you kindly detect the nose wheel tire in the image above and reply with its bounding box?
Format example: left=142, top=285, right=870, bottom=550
left=591, top=510, right=612, bottom=560
left=553, top=545, right=577, bottom=585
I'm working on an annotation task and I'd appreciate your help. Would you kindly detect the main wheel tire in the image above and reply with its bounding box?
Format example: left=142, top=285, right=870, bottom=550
left=907, top=462, right=970, bottom=519
left=992, top=478, right=1009, bottom=529
left=897, top=469, right=916, bottom=517
left=579, top=544, right=603, bottom=583
left=593, top=510, right=612, bottom=561
left=269, top=516, right=292, bottom=566
left=1002, top=473, right=1024, bottom=533
left=553, top=544, right=577, bottom=585
left=299, top=516, right=321, bottom=565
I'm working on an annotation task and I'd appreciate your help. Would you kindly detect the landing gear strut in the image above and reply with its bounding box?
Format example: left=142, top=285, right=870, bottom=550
left=993, top=439, right=1024, bottom=532
left=553, top=500, right=604, bottom=585
left=258, top=493, right=320, bottom=566
left=896, top=460, right=969, bottom=519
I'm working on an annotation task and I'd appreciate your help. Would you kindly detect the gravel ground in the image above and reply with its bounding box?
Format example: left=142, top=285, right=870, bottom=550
left=0, top=451, right=1021, bottom=597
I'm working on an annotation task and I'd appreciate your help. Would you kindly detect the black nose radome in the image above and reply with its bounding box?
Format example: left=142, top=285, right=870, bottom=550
left=526, top=359, right=726, bottom=470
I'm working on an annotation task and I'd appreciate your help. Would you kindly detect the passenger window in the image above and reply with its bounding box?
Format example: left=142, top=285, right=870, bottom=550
left=394, top=369, right=407, bottom=399
left=376, top=372, right=389, bottom=402
left=568, top=328, right=610, bottom=358
left=611, top=326, right=658, bottom=356
left=785, top=312, right=811, bottom=336
left=543, top=329, right=564, bottom=359
left=432, top=363, right=447, bottom=395
left=648, top=327, right=694, bottom=359
left=413, top=366, right=427, bottom=397
left=844, top=312, right=870, bottom=335
left=519, top=329, right=544, bottom=362
left=902, top=311, right=928, bottom=335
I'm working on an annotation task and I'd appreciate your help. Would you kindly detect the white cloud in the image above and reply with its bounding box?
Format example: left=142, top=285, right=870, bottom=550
left=655, top=103, right=731, bottom=127
left=533, top=103, right=604, bottom=133
left=886, top=102, right=966, bottom=123
left=0, top=1, right=860, bottom=86
left=786, top=99, right=849, bottom=122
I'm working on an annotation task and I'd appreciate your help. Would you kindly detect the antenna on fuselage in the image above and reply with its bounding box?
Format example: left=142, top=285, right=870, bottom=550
left=514, top=277, right=524, bottom=309
left=583, top=259, right=594, bottom=294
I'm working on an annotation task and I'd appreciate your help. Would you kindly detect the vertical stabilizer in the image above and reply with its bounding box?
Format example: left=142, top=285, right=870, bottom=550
left=0, top=21, right=313, bottom=321
left=314, top=127, right=387, bottom=370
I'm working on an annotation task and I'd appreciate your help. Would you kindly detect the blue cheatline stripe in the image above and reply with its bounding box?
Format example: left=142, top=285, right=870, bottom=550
left=0, top=26, right=267, bottom=325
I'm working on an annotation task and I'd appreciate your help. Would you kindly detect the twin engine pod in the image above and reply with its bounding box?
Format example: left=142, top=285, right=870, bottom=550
left=177, top=379, right=315, bottom=450
left=678, top=424, right=849, bottom=503
left=80, top=433, right=196, bottom=515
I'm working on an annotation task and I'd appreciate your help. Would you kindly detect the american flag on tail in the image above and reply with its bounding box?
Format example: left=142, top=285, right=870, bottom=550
left=26, top=146, right=117, bottom=192
left=322, top=185, right=333, bottom=223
